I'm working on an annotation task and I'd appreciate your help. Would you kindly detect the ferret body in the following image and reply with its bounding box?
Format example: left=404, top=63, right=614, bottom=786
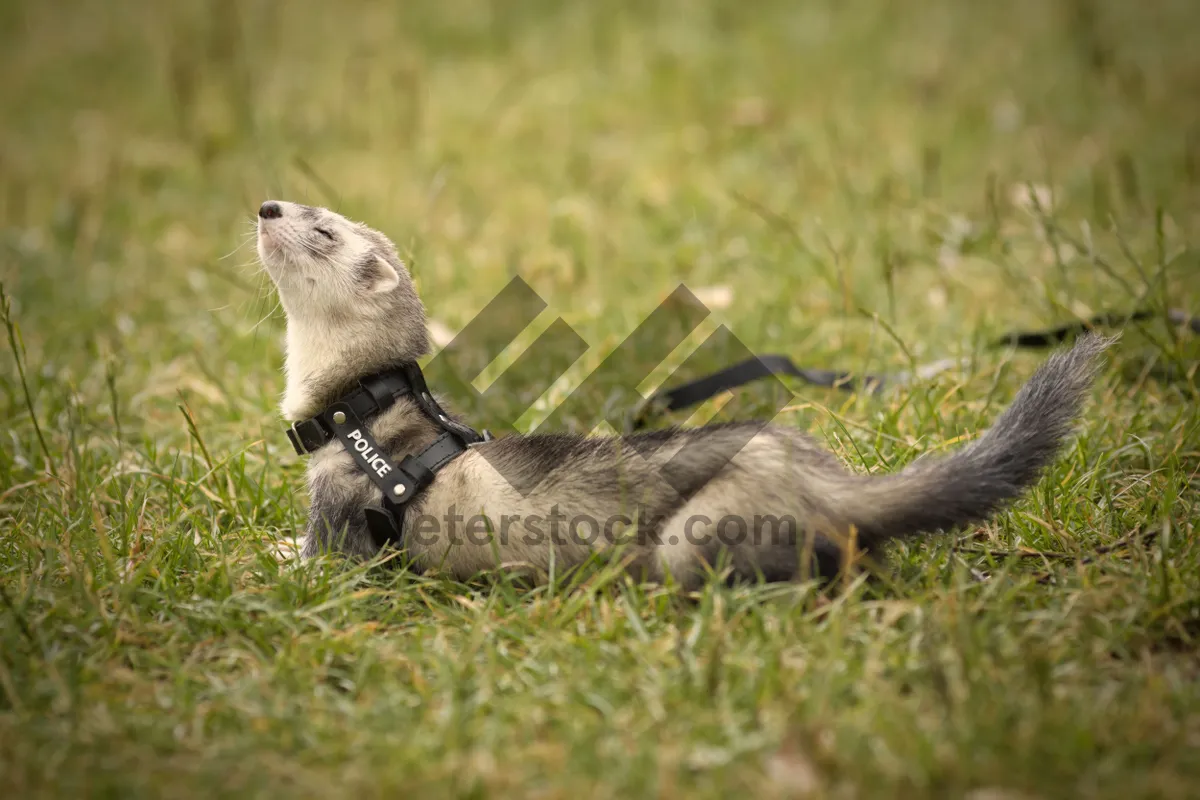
left=256, top=200, right=1108, bottom=586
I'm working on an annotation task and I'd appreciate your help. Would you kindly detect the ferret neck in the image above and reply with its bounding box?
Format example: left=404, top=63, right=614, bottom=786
left=282, top=338, right=426, bottom=421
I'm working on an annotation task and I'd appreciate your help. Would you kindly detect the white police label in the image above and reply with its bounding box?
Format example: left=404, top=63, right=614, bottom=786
left=345, top=429, right=393, bottom=479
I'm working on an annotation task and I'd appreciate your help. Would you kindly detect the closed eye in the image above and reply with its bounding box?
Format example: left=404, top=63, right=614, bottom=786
left=314, top=226, right=335, bottom=240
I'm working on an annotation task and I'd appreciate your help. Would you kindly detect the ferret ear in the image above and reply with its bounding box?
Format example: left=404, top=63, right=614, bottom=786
left=363, top=254, right=401, bottom=293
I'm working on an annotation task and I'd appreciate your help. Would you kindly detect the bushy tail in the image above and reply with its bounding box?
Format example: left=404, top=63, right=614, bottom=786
left=831, top=333, right=1111, bottom=545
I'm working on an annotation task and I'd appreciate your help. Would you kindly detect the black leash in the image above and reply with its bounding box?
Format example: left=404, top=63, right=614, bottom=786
left=286, top=362, right=489, bottom=552
left=633, top=307, right=1198, bottom=426
left=645, top=354, right=887, bottom=414
left=988, top=308, right=1198, bottom=348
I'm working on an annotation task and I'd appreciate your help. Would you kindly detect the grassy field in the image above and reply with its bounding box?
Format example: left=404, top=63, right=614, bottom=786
left=2, top=0, right=1199, bottom=796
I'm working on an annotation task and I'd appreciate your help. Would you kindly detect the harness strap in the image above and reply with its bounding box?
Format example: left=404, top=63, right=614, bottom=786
left=362, top=432, right=474, bottom=550
left=287, top=371, right=417, bottom=455
left=397, top=363, right=485, bottom=446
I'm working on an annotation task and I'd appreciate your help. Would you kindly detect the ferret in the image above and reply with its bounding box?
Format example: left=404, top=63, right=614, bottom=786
left=256, top=199, right=1110, bottom=586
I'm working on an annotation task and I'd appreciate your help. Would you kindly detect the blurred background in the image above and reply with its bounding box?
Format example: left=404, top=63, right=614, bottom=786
left=3, top=0, right=1198, bottom=418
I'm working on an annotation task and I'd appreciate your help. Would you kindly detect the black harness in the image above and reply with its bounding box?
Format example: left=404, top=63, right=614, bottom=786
left=285, top=363, right=489, bottom=551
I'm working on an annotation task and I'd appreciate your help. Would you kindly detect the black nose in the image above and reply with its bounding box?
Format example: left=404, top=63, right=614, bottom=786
left=259, top=201, right=282, bottom=220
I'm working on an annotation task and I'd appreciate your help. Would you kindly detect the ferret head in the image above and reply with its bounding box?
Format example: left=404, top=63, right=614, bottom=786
left=256, top=200, right=429, bottom=420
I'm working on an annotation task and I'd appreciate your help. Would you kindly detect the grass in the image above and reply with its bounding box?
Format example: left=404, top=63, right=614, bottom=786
left=2, top=0, right=1199, bottom=796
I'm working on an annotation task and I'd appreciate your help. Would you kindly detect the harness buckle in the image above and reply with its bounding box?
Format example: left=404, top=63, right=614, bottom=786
left=286, top=423, right=305, bottom=455
left=468, top=429, right=494, bottom=447
left=286, top=417, right=329, bottom=455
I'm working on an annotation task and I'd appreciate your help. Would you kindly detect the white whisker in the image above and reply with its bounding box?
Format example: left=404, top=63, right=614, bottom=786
left=249, top=299, right=283, bottom=333
left=220, top=232, right=257, bottom=261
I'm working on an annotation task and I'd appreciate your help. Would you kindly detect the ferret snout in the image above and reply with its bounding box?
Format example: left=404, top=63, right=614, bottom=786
left=259, top=201, right=283, bottom=219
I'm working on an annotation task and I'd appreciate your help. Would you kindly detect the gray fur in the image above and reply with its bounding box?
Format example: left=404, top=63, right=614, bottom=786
left=258, top=201, right=1110, bottom=586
